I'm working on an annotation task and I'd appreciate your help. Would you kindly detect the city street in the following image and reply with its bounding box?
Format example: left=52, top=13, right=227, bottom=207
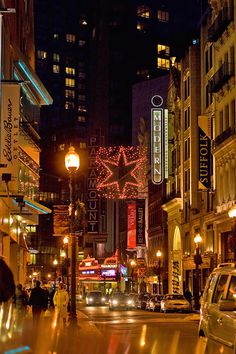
left=1, top=304, right=207, bottom=354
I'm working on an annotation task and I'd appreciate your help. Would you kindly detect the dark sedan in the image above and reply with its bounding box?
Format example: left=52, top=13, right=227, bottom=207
left=85, top=291, right=106, bottom=306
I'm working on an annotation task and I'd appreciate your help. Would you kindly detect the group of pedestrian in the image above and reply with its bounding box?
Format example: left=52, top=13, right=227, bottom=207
left=0, top=257, right=69, bottom=328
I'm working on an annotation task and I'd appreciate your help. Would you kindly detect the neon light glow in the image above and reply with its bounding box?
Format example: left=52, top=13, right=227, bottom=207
left=96, top=146, right=147, bottom=199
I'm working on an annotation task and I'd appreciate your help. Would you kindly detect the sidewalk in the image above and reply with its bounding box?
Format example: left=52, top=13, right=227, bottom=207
left=1, top=309, right=103, bottom=354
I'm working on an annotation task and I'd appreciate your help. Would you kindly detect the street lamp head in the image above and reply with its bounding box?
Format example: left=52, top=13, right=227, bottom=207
left=194, top=233, right=202, bottom=244
left=63, top=236, right=69, bottom=244
left=228, top=206, right=236, bottom=218
left=156, top=250, right=162, bottom=258
left=130, top=259, right=136, bottom=267
left=53, top=259, right=58, bottom=266
left=65, top=146, right=80, bottom=172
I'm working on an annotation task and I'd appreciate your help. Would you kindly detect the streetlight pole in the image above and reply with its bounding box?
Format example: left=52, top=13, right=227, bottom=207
left=65, top=146, right=80, bottom=323
left=63, top=236, right=70, bottom=295
left=194, top=233, right=203, bottom=310
left=156, top=250, right=162, bottom=295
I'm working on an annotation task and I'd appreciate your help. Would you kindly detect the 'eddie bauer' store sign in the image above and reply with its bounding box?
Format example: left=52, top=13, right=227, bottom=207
left=0, top=83, right=20, bottom=185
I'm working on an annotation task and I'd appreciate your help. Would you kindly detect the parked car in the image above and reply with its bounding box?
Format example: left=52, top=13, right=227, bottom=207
left=85, top=291, right=106, bottom=306
left=199, top=265, right=236, bottom=354
left=109, top=293, right=135, bottom=310
left=160, top=294, right=191, bottom=313
left=146, top=295, right=164, bottom=311
left=136, top=293, right=151, bottom=310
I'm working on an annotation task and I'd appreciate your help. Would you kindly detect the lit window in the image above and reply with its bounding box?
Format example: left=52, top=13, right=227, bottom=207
left=65, top=78, right=75, bottom=87
left=78, top=115, right=86, bottom=122
left=53, top=33, right=59, bottom=39
left=58, top=144, right=65, bottom=151
left=78, top=94, right=86, bottom=102
left=78, top=105, right=87, bottom=113
left=53, top=53, right=60, bottom=62
left=65, top=101, right=75, bottom=110
left=65, top=67, right=75, bottom=75
left=137, top=5, right=150, bottom=18
left=66, top=34, right=76, bottom=43
left=157, top=44, right=170, bottom=56
left=78, top=40, right=86, bottom=47
left=157, top=10, right=169, bottom=22
left=79, top=142, right=87, bottom=149
left=79, top=17, right=88, bottom=26
left=37, top=50, right=47, bottom=59
left=65, top=89, right=75, bottom=99
left=53, top=65, right=60, bottom=73
left=157, top=58, right=170, bottom=70
left=137, top=22, right=144, bottom=31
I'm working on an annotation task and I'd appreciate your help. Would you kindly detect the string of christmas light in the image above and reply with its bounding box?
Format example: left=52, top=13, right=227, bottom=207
left=96, top=145, right=147, bottom=199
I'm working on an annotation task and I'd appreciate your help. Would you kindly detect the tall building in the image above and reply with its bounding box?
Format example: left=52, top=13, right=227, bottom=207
left=34, top=0, right=209, bottom=278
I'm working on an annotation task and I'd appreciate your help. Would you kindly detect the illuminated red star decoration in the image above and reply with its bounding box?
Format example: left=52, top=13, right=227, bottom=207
left=96, top=146, right=147, bottom=199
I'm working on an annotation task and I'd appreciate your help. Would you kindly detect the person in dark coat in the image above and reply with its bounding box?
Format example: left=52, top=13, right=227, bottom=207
left=184, top=288, right=193, bottom=305
left=0, top=257, right=15, bottom=303
left=28, top=280, right=48, bottom=325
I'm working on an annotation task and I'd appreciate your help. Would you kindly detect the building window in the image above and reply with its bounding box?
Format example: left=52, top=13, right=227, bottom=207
left=78, top=83, right=85, bottom=90
left=53, top=64, right=60, bottom=74
left=37, top=50, right=47, bottom=59
left=184, top=169, right=190, bottom=192
left=65, top=101, right=75, bottom=110
left=78, top=105, right=87, bottom=113
left=219, top=110, right=223, bottom=134
left=66, top=34, right=76, bottom=43
left=184, top=76, right=190, bottom=99
left=157, top=44, right=170, bottom=56
left=65, top=89, right=75, bottom=99
left=137, top=5, right=150, bottom=18
left=78, top=40, right=86, bottom=47
left=53, top=53, right=60, bottom=62
left=78, top=94, right=86, bottom=102
left=205, top=46, right=213, bottom=74
left=157, top=10, right=169, bottom=22
left=53, top=33, right=59, bottom=39
left=65, top=67, right=75, bottom=75
left=79, top=17, right=88, bottom=26
left=184, top=107, right=190, bottom=130
left=79, top=142, right=87, bottom=149
left=225, top=104, right=229, bottom=130
left=184, top=138, right=190, bottom=161
left=78, top=115, right=86, bottom=122
left=58, top=144, right=65, bottom=151
left=157, top=58, right=170, bottom=70
left=78, top=72, right=86, bottom=79
left=65, top=78, right=75, bottom=87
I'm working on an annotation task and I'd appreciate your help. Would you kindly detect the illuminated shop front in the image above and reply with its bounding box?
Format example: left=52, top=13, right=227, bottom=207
left=78, top=254, right=126, bottom=294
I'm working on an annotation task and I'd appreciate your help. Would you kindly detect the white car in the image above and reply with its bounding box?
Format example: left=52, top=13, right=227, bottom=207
left=160, top=294, right=191, bottom=313
left=199, top=265, right=236, bottom=353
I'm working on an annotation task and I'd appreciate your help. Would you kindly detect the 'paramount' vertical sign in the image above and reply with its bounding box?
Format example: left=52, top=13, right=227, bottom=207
left=0, top=83, right=20, bottom=187
left=87, top=137, right=99, bottom=233
left=151, top=95, right=168, bottom=185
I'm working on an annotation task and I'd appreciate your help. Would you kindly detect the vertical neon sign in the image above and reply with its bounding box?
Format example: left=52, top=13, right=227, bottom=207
left=151, top=96, right=168, bottom=184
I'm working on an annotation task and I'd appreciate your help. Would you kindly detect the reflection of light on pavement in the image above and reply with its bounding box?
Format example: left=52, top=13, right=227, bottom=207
left=195, top=336, right=207, bottom=354
left=168, top=330, right=180, bottom=354
left=140, top=324, right=147, bottom=347
left=151, top=340, right=158, bottom=354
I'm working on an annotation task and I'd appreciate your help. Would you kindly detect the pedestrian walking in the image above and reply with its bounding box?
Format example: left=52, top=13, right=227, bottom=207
left=28, top=280, right=48, bottom=325
left=53, top=282, right=69, bottom=327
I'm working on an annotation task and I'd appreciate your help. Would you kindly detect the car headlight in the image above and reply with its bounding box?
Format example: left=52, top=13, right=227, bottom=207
left=89, top=297, right=93, bottom=302
left=127, top=300, right=134, bottom=305
left=102, top=297, right=106, bottom=302
left=112, top=300, right=118, bottom=305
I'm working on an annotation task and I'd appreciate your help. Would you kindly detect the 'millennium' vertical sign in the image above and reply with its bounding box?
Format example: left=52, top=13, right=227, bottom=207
left=151, top=95, right=167, bottom=184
